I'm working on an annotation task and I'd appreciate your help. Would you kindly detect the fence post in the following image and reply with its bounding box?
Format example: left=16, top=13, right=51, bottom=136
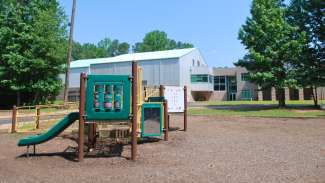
left=35, top=106, right=40, bottom=129
left=11, top=105, right=17, bottom=133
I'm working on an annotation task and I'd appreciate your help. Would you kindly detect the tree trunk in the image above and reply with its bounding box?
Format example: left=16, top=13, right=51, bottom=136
left=277, top=88, right=286, bottom=108
left=312, top=86, right=319, bottom=107
left=33, top=92, right=40, bottom=105
left=16, top=91, right=20, bottom=106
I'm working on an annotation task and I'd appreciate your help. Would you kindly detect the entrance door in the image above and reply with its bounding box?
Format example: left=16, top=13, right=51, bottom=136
left=229, top=92, right=236, bottom=101
left=227, top=76, right=237, bottom=101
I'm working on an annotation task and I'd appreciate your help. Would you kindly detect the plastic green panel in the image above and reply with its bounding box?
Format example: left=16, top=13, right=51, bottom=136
left=85, top=75, right=131, bottom=121
left=141, top=103, right=163, bottom=137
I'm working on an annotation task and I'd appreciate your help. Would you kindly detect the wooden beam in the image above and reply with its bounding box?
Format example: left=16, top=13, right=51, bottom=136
left=78, top=72, right=86, bottom=162
left=131, top=61, right=138, bottom=161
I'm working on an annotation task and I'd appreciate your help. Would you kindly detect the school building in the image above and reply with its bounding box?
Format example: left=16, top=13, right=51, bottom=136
left=63, top=48, right=324, bottom=102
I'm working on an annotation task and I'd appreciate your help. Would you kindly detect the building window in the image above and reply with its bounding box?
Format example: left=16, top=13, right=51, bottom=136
left=241, top=73, right=249, bottom=81
left=214, top=76, right=226, bottom=91
left=191, top=74, right=209, bottom=83
left=240, top=90, right=251, bottom=100
left=192, top=59, right=195, bottom=66
left=197, top=60, right=200, bottom=67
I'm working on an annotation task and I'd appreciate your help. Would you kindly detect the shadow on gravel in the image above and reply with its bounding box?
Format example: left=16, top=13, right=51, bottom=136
left=16, top=146, right=79, bottom=162
left=15, top=126, right=183, bottom=162
left=169, top=126, right=181, bottom=131
left=16, top=145, right=129, bottom=162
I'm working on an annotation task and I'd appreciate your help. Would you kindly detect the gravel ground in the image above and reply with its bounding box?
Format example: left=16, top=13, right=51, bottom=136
left=0, top=115, right=324, bottom=183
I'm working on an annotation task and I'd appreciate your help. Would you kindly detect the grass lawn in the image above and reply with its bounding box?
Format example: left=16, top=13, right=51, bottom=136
left=193, top=100, right=325, bottom=106
left=188, top=108, right=325, bottom=118
left=189, top=100, right=325, bottom=118
left=16, top=119, right=66, bottom=133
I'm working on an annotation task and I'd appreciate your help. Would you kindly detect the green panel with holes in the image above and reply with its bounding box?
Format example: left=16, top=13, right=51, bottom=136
left=85, top=75, right=131, bottom=121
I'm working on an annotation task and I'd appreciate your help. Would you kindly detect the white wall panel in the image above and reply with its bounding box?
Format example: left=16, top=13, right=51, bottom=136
left=69, top=67, right=89, bottom=88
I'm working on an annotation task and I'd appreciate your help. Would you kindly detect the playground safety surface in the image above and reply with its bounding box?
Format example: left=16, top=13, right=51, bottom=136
left=0, top=115, right=325, bottom=183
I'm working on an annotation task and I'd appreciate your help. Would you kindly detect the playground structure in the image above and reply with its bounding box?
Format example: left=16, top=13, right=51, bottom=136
left=16, top=62, right=187, bottom=162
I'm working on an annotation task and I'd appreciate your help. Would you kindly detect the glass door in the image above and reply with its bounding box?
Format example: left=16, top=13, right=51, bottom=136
left=229, top=92, right=236, bottom=101
left=227, top=76, right=237, bottom=101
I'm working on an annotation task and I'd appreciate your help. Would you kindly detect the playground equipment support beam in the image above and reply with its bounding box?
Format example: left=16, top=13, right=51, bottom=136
left=88, top=123, right=96, bottom=150
left=131, top=61, right=138, bottom=161
left=78, top=72, right=86, bottom=162
left=184, top=86, right=187, bottom=131
left=11, top=105, right=17, bottom=133
left=164, top=100, right=168, bottom=141
left=159, top=85, right=164, bottom=97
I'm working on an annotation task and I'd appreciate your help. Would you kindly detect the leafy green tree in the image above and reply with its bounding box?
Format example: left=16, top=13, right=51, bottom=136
left=97, top=38, right=129, bottom=57
left=236, top=0, right=307, bottom=107
left=72, top=42, right=106, bottom=60
left=287, top=0, right=325, bottom=106
left=72, top=38, right=130, bottom=60
left=117, top=42, right=130, bottom=55
left=133, top=30, right=193, bottom=52
left=0, top=0, right=67, bottom=106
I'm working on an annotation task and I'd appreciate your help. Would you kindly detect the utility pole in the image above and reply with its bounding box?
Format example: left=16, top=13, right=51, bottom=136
left=63, top=0, right=77, bottom=105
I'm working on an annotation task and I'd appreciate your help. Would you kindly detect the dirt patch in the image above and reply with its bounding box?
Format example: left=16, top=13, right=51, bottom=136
left=0, top=115, right=324, bottom=183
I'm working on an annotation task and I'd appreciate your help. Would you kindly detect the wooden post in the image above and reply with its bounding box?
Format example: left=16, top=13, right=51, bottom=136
left=78, top=72, right=86, bottom=162
left=184, top=86, right=187, bottom=131
left=11, top=105, right=17, bottom=133
left=88, top=123, right=96, bottom=150
left=88, top=123, right=93, bottom=150
left=144, top=86, right=147, bottom=100
left=159, top=85, right=164, bottom=97
left=168, top=114, right=170, bottom=129
left=131, top=61, right=138, bottom=161
left=163, top=100, right=168, bottom=141
left=35, top=106, right=40, bottom=129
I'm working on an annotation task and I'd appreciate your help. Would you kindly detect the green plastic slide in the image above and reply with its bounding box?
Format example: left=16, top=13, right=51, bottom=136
left=17, top=112, right=79, bottom=146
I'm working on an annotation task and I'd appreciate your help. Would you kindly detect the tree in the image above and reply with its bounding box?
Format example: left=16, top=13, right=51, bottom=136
left=133, top=30, right=193, bottom=52
left=72, top=38, right=130, bottom=60
left=97, top=38, right=129, bottom=57
left=286, top=0, right=325, bottom=107
left=72, top=42, right=106, bottom=60
left=0, top=0, right=67, bottom=106
left=235, top=0, right=307, bottom=107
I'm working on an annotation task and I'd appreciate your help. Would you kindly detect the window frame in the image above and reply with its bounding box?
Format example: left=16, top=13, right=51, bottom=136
left=214, top=76, right=226, bottom=91
left=241, top=73, right=249, bottom=81
left=240, top=89, right=251, bottom=100
left=191, top=74, right=209, bottom=83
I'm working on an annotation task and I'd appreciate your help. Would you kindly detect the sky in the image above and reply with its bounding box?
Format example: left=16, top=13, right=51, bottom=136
left=58, top=0, right=252, bottom=67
